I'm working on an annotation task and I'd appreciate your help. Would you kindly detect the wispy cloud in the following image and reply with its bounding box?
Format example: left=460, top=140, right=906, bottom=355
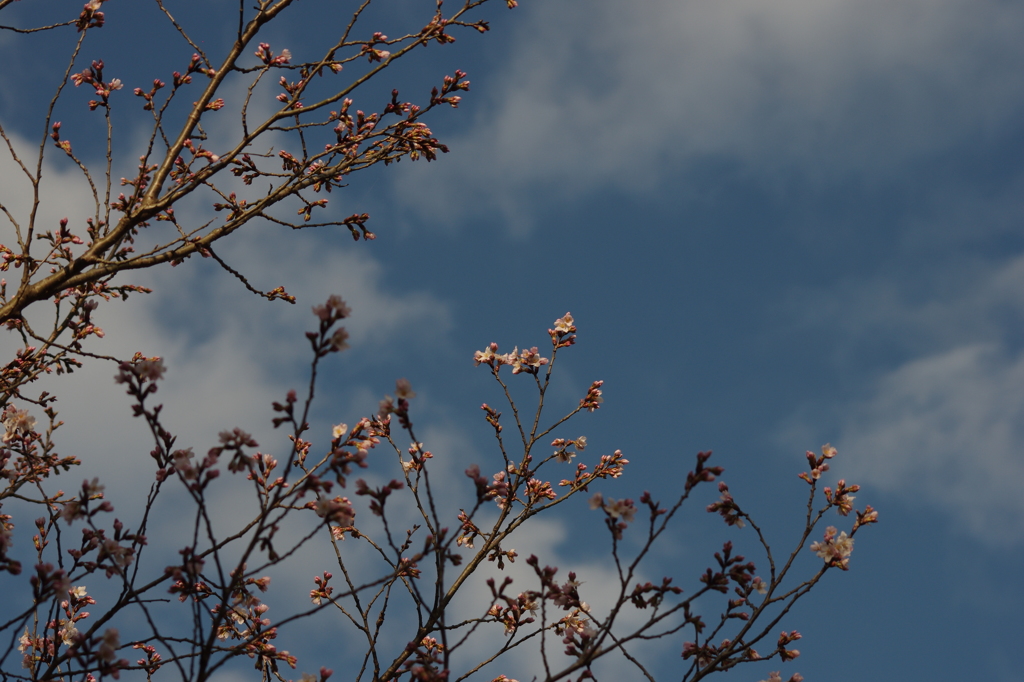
left=780, top=251, right=1024, bottom=545
left=836, top=343, right=1024, bottom=542
left=395, top=0, right=1024, bottom=230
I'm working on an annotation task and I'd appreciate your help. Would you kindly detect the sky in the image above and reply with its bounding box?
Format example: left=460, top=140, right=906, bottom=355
left=2, top=0, right=1024, bottom=680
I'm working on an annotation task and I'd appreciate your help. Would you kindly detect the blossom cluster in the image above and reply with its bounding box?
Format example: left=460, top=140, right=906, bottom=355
left=798, top=443, right=837, bottom=483
left=548, top=312, right=577, bottom=348
left=550, top=435, right=586, bottom=463
left=809, top=526, right=855, bottom=570
left=589, top=492, right=637, bottom=539
left=113, top=356, right=165, bottom=385
left=473, top=343, right=549, bottom=374
left=2, top=408, right=35, bottom=443
left=310, top=295, right=352, bottom=354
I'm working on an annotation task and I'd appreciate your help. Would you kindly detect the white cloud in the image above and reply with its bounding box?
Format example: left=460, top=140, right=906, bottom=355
left=396, top=0, right=1024, bottom=229
left=780, top=251, right=1024, bottom=545
left=836, top=343, right=1024, bottom=542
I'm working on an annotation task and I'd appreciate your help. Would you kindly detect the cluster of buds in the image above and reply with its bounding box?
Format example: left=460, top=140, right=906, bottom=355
left=798, top=443, right=837, bottom=483
left=524, top=477, right=556, bottom=505
left=360, top=32, right=391, bottom=62
left=853, top=504, right=879, bottom=532
left=49, top=121, right=73, bottom=156
left=249, top=451, right=286, bottom=495
left=211, top=587, right=279, bottom=658
left=310, top=572, right=334, bottom=605
left=420, top=10, right=457, bottom=45
left=326, top=417, right=376, bottom=487
left=0, top=512, right=19, bottom=576
left=590, top=449, right=629, bottom=480
left=271, top=389, right=301, bottom=431
left=70, top=59, right=122, bottom=110
left=36, top=217, right=85, bottom=265
left=383, top=88, right=417, bottom=117
left=168, top=140, right=220, bottom=190
left=429, top=70, right=470, bottom=108
left=388, top=118, right=448, bottom=162
left=484, top=580, right=537, bottom=635
left=456, top=509, right=483, bottom=548
left=133, top=642, right=163, bottom=676
left=685, top=450, right=723, bottom=492
left=172, top=53, right=215, bottom=88
left=377, top=378, right=416, bottom=429
left=774, top=631, right=802, bottom=661
left=489, top=469, right=515, bottom=509
left=165, top=546, right=210, bottom=602
left=688, top=629, right=797, bottom=674
left=330, top=100, right=379, bottom=150
left=556, top=448, right=628, bottom=493
left=400, top=637, right=447, bottom=682
left=400, top=441, right=433, bottom=474
left=276, top=76, right=306, bottom=106
left=75, top=0, right=107, bottom=32
left=682, top=638, right=733, bottom=670
left=133, top=78, right=166, bottom=110
left=211, top=192, right=250, bottom=221
left=698, top=541, right=757, bottom=596
left=480, top=403, right=502, bottom=434
left=579, top=380, right=604, bottom=412
left=629, top=577, right=683, bottom=609
left=254, top=43, right=292, bottom=66
left=342, top=213, right=375, bottom=241
left=824, top=478, right=859, bottom=516
left=707, top=481, right=745, bottom=527
left=524, top=556, right=589, bottom=618
left=0, top=245, right=30, bottom=272
left=305, top=159, right=344, bottom=195
left=355, top=478, right=404, bottom=517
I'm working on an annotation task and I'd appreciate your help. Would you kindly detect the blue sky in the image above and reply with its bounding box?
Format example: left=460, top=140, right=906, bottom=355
left=3, top=0, right=1024, bottom=680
